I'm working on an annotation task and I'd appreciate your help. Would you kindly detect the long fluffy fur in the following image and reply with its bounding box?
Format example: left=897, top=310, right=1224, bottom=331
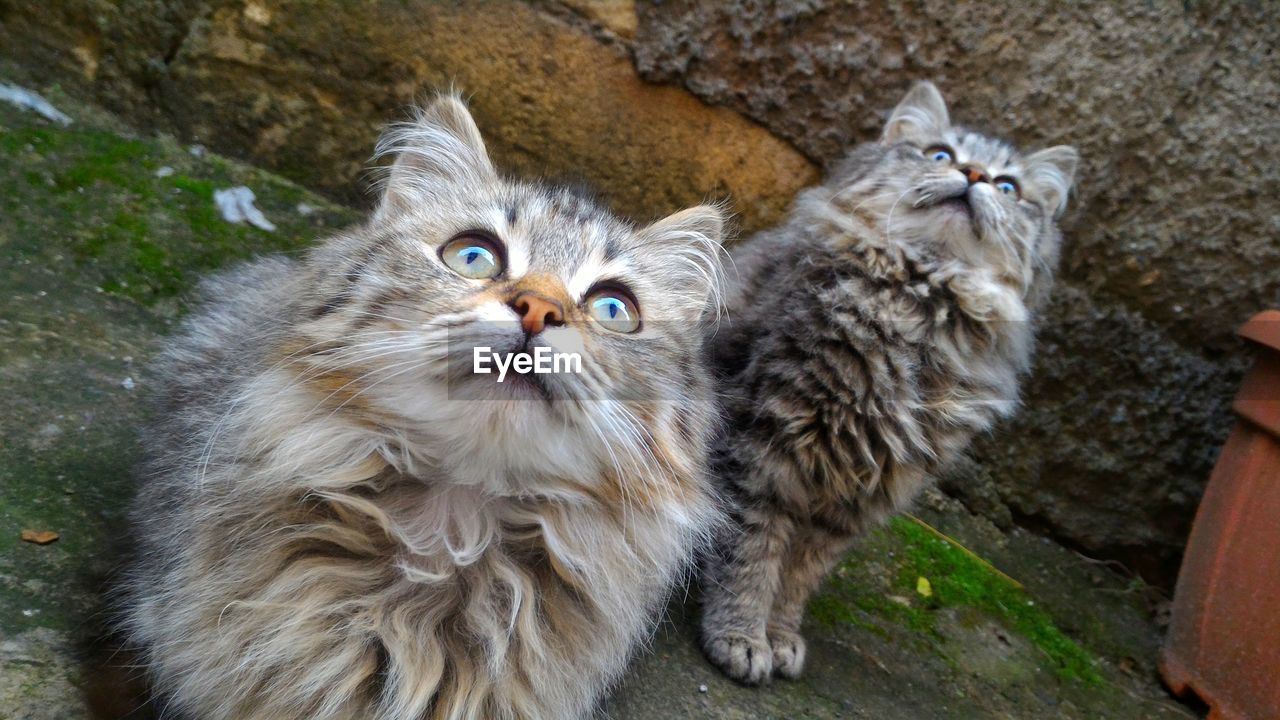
left=119, top=94, right=727, bottom=719
left=699, top=81, right=1078, bottom=684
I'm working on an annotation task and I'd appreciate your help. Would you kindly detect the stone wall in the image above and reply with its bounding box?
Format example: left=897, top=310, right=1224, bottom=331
left=3, top=0, right=1276, bottom=584
left=0, top=0, right=815, bottom=231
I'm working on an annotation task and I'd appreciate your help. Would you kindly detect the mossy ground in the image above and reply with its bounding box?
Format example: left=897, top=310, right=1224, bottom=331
left=810, top=516, right=1101, bottom=684
left=0, top=84, right=1192, bottom=719
left=0, top=88, right=355, bottom=702
left=2, top=115, right=356, bottom=309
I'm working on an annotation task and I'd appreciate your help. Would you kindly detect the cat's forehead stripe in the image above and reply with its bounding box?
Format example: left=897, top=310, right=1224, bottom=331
left=947, top=128, right=1018, bottom=172
left=500, top=187, right=629, bottom=279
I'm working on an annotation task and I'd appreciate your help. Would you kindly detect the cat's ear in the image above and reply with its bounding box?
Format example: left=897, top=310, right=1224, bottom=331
left=642, top=205, right=726, bottom=248
left=882, top=81, right=951, bottom=144
left=636, top=204, right=729, bottom=318
left=373, top=94, right=497, bottom=221
left=1023, top=146, right=1079, bottom=218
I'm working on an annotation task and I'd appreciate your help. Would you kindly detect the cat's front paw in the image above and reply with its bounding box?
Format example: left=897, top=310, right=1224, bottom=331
left=702, top=631, right=773, bottom=685
left=768, top=629, right=807, bottom=679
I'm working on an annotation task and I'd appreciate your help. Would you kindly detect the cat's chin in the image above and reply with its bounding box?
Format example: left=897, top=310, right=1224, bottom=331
left=926, top=199, right=978, bottom=237
left=935, top=195, right=972, bottom=218
left=478, top=372, right=556, bottom=403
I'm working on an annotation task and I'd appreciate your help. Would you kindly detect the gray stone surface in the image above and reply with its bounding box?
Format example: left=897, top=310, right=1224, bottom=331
left=603, top=490, right=1195, bottom=720
left=632, top=0, right=1280, bottom=582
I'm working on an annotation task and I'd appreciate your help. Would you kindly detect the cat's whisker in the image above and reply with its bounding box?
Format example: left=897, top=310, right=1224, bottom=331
left=840, top=189, right=905, bottom=215
left=576, top=409, right=640, bottom=525
left=882, top=187, right=917, bottom=244
left=337, top=307, right=425, bottom=327
left=612, top=402, right=682, bottom=490
left=306, top=356, right=432, bottom=424
left=270, top=340, right=429, bottom=399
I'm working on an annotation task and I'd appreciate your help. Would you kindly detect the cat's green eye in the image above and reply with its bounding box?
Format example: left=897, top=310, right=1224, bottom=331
left=440, top=233, right=504, bottom=280
left=585, top=285, right=641, bottom=334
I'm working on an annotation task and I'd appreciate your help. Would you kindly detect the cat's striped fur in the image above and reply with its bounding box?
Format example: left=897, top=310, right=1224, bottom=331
left=119, top=95, right=727, bottom=719
left=700, top=82, right=1078, bottom=684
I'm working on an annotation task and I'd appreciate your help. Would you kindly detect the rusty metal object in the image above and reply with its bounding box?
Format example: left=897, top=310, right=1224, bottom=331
left=1161, top=310, right=1280, bottom=720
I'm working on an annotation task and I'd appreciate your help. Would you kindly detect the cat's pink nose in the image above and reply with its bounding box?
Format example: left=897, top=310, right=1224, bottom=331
left=510, top=292, right=564, bottom=335
left=962, top=166, right=989, bottom=185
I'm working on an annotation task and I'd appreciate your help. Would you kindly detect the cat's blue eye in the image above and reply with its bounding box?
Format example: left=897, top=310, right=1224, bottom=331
left=924, top=145, right=955, bottom=163
left=440, top=233, right=504, bottom=279
left=994, top=178, right=1020, bottom=197
left=585, top=287, right=640, bottom=334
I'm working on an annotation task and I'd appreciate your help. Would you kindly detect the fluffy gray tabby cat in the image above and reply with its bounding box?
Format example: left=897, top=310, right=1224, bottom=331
left=700, top=81, right=1078, bottom=684
left=120, top=95, right=727, bottom=719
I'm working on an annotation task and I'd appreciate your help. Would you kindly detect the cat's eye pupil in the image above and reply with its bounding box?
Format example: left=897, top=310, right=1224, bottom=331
left=995, top=179, right=1019, bottom=196
left=586, top=290, right=640, bottom=334
left=926, top=146, right=954, bottom=163
left=595, top=297, right=623, bottom=319
left=440, top=234, right=503, bottom=280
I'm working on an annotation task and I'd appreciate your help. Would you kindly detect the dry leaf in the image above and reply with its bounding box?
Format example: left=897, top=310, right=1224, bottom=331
left=20, top=529, right=59, bottom=545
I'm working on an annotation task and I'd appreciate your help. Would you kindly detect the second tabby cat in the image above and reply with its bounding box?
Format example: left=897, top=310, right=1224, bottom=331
left=701, top=81, right=1078, bottom=684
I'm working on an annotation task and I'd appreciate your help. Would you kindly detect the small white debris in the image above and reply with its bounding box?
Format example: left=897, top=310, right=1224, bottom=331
left=155, top=165, right=175, bottom=178
left=189, top=144, right=206, bottom=158
left=698, top=684, right=708, bottom=693
left=0, top=83, right=72, bottom=125
left=213, top=186, right=277, bottom=231
left=243, top=1, right=272, bottom=25
left=121, top=377, right=136, bottom=391
left=295, top=202, right=315, bottom=216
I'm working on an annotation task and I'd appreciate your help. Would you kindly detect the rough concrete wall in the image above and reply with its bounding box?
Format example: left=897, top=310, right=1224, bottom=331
left=2, top=0, right=1275, bottom=583
left=0, top=0, right=816, bottom=231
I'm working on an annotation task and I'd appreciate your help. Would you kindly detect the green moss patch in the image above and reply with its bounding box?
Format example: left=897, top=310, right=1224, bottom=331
left=0, top=100, right=359, bottom=637
left=2, top=113, right=359, bottom=306
left=809, top=516, right=1102, bottom=684
left=890, top=516, right=1102, bottom=683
